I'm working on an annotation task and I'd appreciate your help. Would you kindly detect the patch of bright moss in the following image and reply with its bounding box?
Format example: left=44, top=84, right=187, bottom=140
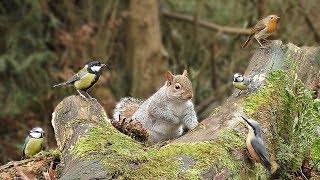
left=126, top=129, right=245, bottom=179
left=70, top=120, right=250, bottom=179
left=44, top=149, right=61, bottom=159
left=243, top=70, right=320, bottom=177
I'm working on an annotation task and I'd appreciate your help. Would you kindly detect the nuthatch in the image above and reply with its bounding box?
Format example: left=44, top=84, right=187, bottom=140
left=241, top=116, right=271, bottom=172
left=22, top=127, right=45, bottom=159
left=233, top=73, right=251, bottom=96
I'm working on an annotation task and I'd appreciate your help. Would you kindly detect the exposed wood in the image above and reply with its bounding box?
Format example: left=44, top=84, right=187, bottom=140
left=51, top=96, right=110, bottom=180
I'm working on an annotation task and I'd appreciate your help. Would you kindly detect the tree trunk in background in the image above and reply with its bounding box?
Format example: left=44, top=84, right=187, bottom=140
left=48, top=41, right=320, bottom=179
left=127, top=0, right=167, bottom=98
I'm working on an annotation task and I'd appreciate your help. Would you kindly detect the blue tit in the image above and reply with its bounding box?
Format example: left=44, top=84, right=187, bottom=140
left=233, top=73, right=251, bottom=96
left=22, top=127, right=45, bottom=159
left=241, top=116, right=271, bottom=172
left=53, top=60, right=106, bottom=99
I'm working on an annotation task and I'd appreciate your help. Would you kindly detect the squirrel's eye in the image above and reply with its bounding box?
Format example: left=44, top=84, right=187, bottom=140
left=271, top=17, right=273, bottom=19
left=175, top=83, right=181, bottom=90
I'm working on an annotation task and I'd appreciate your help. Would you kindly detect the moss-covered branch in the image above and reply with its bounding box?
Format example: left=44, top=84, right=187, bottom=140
left=52, top=41, right=320, bottom=179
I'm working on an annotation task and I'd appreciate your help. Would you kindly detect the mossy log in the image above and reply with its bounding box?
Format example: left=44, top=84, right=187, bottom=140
left=52, top=41, right=320, bottom=179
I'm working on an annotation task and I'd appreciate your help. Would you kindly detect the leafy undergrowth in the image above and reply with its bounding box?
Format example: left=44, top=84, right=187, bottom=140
left=244, top=70, right=320, bottom=178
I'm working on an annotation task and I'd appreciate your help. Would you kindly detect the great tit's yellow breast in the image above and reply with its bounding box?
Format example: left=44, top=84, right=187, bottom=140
left=233, top=81, right=249, bottom=90
left=74, top=73, right=96, bottom=90
left=25, top=138, right=43, bottom=158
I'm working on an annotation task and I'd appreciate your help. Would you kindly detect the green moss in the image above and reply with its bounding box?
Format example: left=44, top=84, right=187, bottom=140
left=70, top=120, right=250, bottom=179
left=243, top=70, right=320, bottom=177
left=68, top=70, right=320, bottom=179
left=218, top=128, right=244, bottom=149
left=45, top=149, right=61, bottom=159
left=37, top=149, right=61, bottom=159
left=126, top=130, right=245, bottom=179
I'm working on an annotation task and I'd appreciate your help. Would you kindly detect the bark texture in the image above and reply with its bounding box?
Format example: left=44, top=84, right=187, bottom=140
left=51, top=96, right=111, bottom=179
left=52, top=41, right=320, bottom=179
left=127, top=0, right=167, bottom=98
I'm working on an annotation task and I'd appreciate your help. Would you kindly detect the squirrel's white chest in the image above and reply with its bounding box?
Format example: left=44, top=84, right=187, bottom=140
left=168, top=102, right=186, bottom=117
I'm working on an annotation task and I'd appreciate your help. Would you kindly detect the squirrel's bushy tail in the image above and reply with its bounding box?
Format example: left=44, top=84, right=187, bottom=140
left=113, top=97, right=143, bottom=121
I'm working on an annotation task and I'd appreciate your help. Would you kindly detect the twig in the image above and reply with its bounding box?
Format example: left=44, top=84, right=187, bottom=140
left=162, top=10, right=251, bottom=35
left=308, top=158, right=320, bottom=174
left=299, top=167, right=308, bottom=180
left=14, top=164, right=31, bottom=180
left=0, top=155, right=54, bottom=171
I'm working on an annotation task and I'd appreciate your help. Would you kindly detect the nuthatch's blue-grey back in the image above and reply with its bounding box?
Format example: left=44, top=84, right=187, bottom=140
left=22, top=127, right=44, bottom=159
left=241, top=116, right=271, bottom=172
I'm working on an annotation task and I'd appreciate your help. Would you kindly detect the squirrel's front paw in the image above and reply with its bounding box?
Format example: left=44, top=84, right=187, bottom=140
left=183, top=117, right=198, bottom=129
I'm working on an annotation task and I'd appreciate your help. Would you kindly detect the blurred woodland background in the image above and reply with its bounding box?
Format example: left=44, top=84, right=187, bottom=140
left=0, top=0, right=319, bottom=165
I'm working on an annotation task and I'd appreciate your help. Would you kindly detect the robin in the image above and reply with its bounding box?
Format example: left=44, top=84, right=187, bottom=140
left=242, top=15, right=280, bottom=49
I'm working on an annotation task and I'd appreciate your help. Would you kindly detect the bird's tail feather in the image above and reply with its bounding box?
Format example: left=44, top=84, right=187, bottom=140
left=242, top=38, right=252, bottom=49
left=53, top=82, right=67, bottom=88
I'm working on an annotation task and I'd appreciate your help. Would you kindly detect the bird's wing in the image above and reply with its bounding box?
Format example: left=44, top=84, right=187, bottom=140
left=243, top=77, right=252, bottom=86
left=250, top=21, right=267, bottom=35
left=21, top=136, right=31, bottom=159
left=251, top=138, right=271, bottom=171
left=65, top=69, right=87, bottom=84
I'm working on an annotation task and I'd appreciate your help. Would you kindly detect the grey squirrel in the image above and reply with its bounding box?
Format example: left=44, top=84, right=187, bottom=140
left=113, top=70, right=198, bottom=143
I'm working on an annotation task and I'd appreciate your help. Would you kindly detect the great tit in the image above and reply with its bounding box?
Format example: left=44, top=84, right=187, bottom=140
left=233, top=73, right=251, bottom=96
left=53, top=60, right=106, bottom=99
left=22, top=127, right=44, bottom=159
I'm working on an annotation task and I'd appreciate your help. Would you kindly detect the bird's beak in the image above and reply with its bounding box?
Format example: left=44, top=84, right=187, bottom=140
left=240, top=116, right=253, bottom=127
left=276, top=16, right=280, bottom=21
left=101, top=64, right=106, bottom=68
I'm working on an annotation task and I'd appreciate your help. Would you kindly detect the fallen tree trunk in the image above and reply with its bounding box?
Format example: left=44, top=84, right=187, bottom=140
left=52, top=41, right=320, bottom=179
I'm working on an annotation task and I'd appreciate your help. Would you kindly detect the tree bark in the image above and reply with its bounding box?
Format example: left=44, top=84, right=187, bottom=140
left=51, top=96, right=111, bottom=179
left=127, top=0, right=167, bottom=98
left=52, top=41, right=320, bottom=179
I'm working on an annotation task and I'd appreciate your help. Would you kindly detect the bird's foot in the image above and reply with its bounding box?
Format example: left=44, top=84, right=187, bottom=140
left=259, top=46, right=268, bottom=49
left=236, top=91, right=242, bottom=97
left=77, top=90, right=87, bottom=99
left=85, top=91, right=96, bottom=101
left=79, top=94, right=87, bottom=99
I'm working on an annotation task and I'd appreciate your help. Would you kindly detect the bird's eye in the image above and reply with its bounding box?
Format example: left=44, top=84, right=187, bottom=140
left=271, top=17, right=273, bottom=19
left=175, top=83, right=181, bottom=90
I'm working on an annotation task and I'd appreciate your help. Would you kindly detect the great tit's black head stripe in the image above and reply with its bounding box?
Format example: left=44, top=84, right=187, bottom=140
left=86, top=60, right=101, bottom=67
left=30, top=127, right=44, bottom=133
left=91, top=65, right=102, bottom=72
left=233, top=73, right=243, bottom=82
left=236, top=76, right=244, bottom=82
left=30, top=127, right=44, bottom=138
left=86, top=60, right=106, bottom=74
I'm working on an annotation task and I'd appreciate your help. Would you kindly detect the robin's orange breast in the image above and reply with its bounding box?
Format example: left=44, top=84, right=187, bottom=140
left=266, top=19, right=277, bottom=33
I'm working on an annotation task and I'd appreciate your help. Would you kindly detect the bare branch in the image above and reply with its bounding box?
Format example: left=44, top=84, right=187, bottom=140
left=162, top=10, right=251, bottom=35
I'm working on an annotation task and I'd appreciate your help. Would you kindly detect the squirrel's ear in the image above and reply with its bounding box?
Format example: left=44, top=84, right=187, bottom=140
left=182, top=70, right=188, bottom=77
left=166, top=71, right=174, bottom=86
